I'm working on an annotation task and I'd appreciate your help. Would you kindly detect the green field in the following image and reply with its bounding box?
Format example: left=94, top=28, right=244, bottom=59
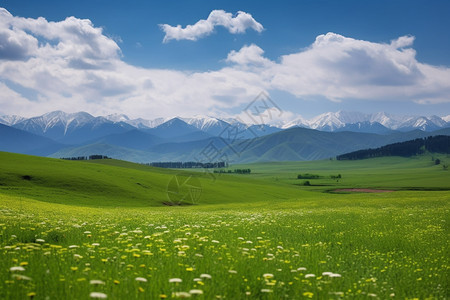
left=0, top=152, right=449, bottom=299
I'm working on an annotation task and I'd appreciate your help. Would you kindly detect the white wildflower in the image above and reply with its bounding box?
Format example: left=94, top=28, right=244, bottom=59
left=90, top=292, right=107, bottom=299
left=135, top=277, right=147, bottom=282
left=189, top=289, right=203, bottom=295
left=173, top=292, right=191, bottom=298
left=12, top=274, right=32, bottom=281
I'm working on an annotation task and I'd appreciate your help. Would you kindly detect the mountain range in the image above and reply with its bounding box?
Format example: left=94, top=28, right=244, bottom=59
left=0, top=110, right=449, bottom=163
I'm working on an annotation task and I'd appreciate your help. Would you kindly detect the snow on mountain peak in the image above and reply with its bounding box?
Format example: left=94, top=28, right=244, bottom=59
left=4, top=110, right=449, bottom=135
left=182, top=115, right=222, bottom=130
left=281, top=115, right=308, bottom=129
left=105, top=113, right=130, bottom=123
left=0, top=115, right=26, bottom=126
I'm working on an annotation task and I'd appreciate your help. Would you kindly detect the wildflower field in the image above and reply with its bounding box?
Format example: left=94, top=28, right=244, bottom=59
left=0, top=152, right=449, bottom=299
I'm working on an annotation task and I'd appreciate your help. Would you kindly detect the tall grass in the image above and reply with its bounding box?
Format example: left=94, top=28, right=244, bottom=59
left=0, top=193, right=448, bottom=299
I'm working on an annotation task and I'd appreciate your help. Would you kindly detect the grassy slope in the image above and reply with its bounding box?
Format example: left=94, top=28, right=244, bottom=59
left=0, top=152, right=449, bottom=299
left=0, top=151, right=305, bottom=207
left=2, top=151, right=449, bottom=209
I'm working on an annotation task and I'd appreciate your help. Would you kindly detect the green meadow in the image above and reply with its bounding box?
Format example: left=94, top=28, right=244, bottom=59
left=0, top=151, right=449, bottom=299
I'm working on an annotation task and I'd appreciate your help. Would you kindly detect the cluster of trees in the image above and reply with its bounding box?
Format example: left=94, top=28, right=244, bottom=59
left=148, top=161, right=228, bottom=169
left=214, top=169, right=251, bottom=174
left=297, top=173, right=341, bottom=179
left=297, top=173, right=320, bottom=179
left=337, top=135, right=450, bottom=160
left=61, top=155, right=110, bottom=161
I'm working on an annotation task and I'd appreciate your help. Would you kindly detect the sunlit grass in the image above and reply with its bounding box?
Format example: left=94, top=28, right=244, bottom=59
left=0, top=193, right=448, bottom=299
left=0, top=152, right=449, bottom=299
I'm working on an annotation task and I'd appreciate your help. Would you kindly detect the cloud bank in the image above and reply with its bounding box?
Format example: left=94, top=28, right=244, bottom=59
left=0, top=8, right=449, bottom=120
left=160, top=10, right=264, bottom=42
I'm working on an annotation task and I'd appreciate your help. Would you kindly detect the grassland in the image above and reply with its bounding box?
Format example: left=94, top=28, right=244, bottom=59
left=0, top=151, right=449, bottom=299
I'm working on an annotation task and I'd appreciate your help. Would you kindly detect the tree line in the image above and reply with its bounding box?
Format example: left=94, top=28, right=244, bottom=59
left=148, top=161, right=228, bottom=169
left=214, top=169, right=251, bottom=174
left=61, top=155, right=110, bottom=161
left=336, top=135, right=450, bottom=160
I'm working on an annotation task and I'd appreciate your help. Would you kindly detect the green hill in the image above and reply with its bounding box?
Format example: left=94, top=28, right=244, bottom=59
left=2, top=151, right=449, bottom=210
left=0, top=151, right=303, bottom=207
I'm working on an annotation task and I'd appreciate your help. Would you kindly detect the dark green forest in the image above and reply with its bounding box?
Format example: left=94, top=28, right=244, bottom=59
left=336, top=135, right=450, bottom=160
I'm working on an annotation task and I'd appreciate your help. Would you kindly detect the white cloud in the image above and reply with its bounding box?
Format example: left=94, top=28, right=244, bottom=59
left=267, top=33, right=450, bottom=103
left=226, top=44, right=273, bottom=68
left=0, top=8, right=449, bottom=121
left=160, top=10, right=263, bottom=42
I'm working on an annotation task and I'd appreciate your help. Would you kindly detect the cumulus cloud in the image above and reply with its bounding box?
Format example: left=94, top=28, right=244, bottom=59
left=267, top=33, right=450, bottom=103
left=0, top=8, right=449, bottom=120
left=160, top=10, right=263, bottom=42
left=0, top=8, right=38, bottom=60
left=226, top=44, right=273, bottom=68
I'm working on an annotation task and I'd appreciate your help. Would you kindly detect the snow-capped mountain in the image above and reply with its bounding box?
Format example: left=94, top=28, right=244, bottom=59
left=13, top=111, right=95, bottom=136
left=105, top=114, right=168, bottom=129
left=11, top=111, right=133, bottom=143
left=368, top=112, right=406, bottom=129
left=2, top=110, right=449, bottom=143
left=281, top=116, right=309, bottom=129
left=335, top=121, right=392, bottom=134
left=182, top=116, right=231, bottom=136
left=284, top=111, right=449, bottom=133
left=126, top=117, right=167, bottom=129
left=104, top=113, right=130, bottom=123
left=395, top=116, right=445, bottom=132
left=0, top=115, right=26, bottom=126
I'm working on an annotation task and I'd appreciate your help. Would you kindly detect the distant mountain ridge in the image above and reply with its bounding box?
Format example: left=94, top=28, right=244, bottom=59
left=2, top=110, right=448, bottom=136
left=1, top=110, right=449, bottom=164
left=48, top=127, right=450, bottom=164
left=282, top=111, right=449, bottom=132
left=8, top=111, right=134, bottom=144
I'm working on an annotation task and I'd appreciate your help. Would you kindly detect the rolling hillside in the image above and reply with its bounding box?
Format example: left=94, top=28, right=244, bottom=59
left=0, top=151, right=303, bottom=207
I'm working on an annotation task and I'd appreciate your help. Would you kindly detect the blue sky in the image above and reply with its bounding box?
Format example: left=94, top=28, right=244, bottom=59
left=0, top=0, right=449, bottom=121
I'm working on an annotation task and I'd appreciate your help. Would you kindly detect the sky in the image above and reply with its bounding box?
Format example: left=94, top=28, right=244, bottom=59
left=0, top=0, right=449, bottom=122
